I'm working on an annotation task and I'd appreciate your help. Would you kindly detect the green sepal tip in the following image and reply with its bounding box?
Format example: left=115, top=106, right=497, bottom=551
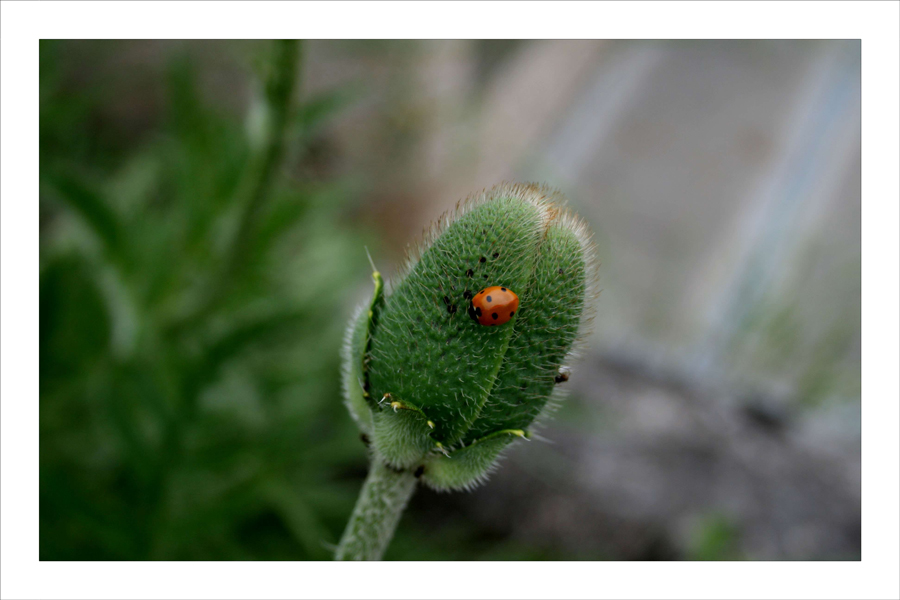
left=420, top=429, right=529, bottom=492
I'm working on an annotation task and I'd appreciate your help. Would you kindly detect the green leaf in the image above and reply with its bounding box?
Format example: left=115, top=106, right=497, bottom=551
left=43, top=171, right=123, bottom=258
left=341, top=303, right=373, bottom=435
left=40, top=255, right=112, bottom=381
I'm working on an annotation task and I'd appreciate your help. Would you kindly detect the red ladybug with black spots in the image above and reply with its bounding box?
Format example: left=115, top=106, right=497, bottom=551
left=468, top=286, right=519, bottom=326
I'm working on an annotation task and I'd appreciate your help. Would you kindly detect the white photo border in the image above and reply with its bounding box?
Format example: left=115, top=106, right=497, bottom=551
left=2, top=2, right=897, bottom=599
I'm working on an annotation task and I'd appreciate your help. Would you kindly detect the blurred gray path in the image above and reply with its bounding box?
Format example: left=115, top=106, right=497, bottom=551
left=308, top=40, right=861, bottom=559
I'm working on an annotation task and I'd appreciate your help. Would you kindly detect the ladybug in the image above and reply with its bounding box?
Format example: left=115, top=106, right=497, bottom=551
left=468, top=286, right=519, bottom=326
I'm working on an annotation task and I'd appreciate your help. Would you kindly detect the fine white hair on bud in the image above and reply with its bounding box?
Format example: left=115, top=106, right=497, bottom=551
left=342, top=182, right=598, bottom=489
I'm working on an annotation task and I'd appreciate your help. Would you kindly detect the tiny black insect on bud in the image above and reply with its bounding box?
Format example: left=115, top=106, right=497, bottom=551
left=555, top=371, right=570, bottom=384
left=414, top=465, right=425, bottom=478
left=360, top=433, right=371, bottom=446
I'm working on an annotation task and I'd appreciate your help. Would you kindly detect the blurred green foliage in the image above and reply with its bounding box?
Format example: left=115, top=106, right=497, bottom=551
left=686, top=514, right=743, bottom=561
left=39, top=40, right=372, bottom=560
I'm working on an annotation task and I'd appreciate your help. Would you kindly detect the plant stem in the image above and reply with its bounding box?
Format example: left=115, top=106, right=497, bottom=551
left=169, top=40, right=300, bottom=334
left=227, top=38, right=300, bottom=279
left=335, top=461, right=417, bottom=561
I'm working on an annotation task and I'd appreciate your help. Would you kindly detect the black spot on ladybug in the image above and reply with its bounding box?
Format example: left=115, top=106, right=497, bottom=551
left=466, top=268, right=474, bottom=277
left=501, top=287, right=506, bottom=291
left=492, top=252, right=499, bottom=259
left=492, top=312, right=499, bottom=320
left=479, top=256, right=486, bottom=263
left=414, top=465, right=424, bottom=478
left=510, top=311, right=515, bottom=317
left=555, top=372, right=570, bottom=384
left=486, top=295, right=492, bottom=303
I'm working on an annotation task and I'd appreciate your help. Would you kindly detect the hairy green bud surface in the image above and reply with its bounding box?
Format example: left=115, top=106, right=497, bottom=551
left=336, top=183, right=597, bottom=559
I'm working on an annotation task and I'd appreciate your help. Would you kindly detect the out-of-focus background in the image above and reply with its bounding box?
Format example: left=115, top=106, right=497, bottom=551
left=40, top=39, right=860, bottom=561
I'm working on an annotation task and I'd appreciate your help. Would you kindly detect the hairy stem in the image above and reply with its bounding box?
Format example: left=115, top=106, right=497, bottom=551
left=334, top=461, right=417, bottom=561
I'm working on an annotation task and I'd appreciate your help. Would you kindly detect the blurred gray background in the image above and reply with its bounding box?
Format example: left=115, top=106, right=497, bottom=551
left=306, top=39, right=860, bottom=560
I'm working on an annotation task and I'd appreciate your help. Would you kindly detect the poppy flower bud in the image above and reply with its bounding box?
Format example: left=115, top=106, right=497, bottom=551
left=342, top=183, right=598, bottom=491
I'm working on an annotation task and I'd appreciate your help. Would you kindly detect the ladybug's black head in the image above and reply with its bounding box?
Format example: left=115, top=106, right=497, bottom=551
left=467, top=302, right=481, bottom=322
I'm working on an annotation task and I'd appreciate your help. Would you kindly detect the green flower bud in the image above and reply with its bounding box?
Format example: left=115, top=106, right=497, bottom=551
left=342, top=183, right=597, bottom=492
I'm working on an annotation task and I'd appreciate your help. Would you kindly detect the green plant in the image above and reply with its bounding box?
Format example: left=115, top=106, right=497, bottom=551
left=687, top=514, right=744, bottom=561
left=40, top=39, right=369, bottom=560
left=335, top=184, right=598, bottom=560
